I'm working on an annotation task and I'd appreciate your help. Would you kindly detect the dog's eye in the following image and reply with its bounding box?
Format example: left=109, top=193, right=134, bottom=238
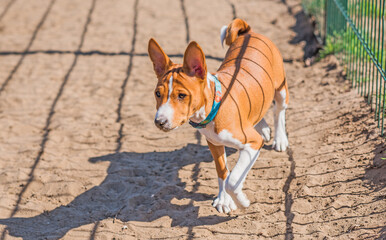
left=178, top=93, right=187, bottom=100
left=155, top=91, right=161, bottom=98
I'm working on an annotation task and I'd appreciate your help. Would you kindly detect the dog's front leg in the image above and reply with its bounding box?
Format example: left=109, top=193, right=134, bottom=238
left=225, top=129, right=263, bottom=208
left=207, top=141, right=237, bottom=213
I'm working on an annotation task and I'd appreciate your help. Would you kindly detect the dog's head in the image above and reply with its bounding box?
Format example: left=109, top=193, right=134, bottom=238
left=148, top=38, right=208, bottom=132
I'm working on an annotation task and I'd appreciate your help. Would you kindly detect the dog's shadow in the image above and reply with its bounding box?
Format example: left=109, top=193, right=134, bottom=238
left=0, top=144, right=236, bottom=240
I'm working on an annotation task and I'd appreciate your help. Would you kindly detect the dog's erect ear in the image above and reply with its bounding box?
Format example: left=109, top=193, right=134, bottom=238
left=182, top=41, right=207, bottom=79
left=148, top=38, right=173, bottom=78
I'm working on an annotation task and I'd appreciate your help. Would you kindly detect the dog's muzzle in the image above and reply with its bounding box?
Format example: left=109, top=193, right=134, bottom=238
left=154, top=117, right=172, bottom=131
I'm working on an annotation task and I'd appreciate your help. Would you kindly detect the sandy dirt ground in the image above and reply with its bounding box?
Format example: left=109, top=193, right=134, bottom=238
left=0, top=0, right=385, bottom=239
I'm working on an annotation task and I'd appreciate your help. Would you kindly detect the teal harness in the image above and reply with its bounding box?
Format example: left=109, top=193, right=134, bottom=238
left=189, top=74, right=222, bottom=129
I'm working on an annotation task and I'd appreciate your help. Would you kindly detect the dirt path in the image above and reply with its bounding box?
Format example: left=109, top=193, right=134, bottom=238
left=0, top=0, right=384, bottom=239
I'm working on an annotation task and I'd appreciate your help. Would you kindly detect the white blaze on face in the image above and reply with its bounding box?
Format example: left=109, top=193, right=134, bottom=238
left=155, top=75, right=174, bottom=128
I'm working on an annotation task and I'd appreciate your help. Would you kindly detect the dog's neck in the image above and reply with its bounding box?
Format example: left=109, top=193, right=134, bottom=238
left=189, top=72, right=217, bottom=123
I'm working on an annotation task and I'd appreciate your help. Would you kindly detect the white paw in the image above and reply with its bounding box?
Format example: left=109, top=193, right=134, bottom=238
left=255, top=119, right=271, bottom=142
left=261, top=126, right=271, bottom=142
left=226, top=189, right=250, bottom=208
left=225, top=181, right=250, bottom=209
left=272, top=133, right=288, bottom=152
left=212, top=191, right=237, bottom=213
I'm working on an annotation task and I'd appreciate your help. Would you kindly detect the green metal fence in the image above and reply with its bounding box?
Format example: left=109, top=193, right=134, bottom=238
left=303, top=0, right=386, bottom=135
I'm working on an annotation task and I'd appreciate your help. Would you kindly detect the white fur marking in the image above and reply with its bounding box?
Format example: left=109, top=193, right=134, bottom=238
left=199, top=127, right=244, bottom=149
left=167, top=75, right=173, bottom=99
left=217, top=130, right=245, bottom=149
left=155, top=76, right=174, bottom=128
left=199, top=126, right=242, bottom=148
left=206, top=72, right=212, bottom=89
left=190, top=106, right=206, bottom=123
left=198, top=123, right=220, bottom=145
left=273, top=89, right=289, bottom=151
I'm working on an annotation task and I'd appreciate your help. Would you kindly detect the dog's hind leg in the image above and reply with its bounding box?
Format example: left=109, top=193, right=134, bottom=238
left=272, top=82, right=289, bottom=152
left=255, top=118, right=271, bottom=142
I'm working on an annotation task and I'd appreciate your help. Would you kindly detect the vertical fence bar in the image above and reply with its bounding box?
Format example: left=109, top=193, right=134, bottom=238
left=364, top=0, right=370, bottom=97
left=354, top=1, right=360, bottom=87
left=368, top=0, right=375, bottom=104
left=345, top=0, right=350, bottom=67
left=346, top=0, right=349, bottom=72
left=380, top=0, right=385, bottom=134
left=349, top=0, right=355, bottom=84
left=375, top=0, right=379, bottom=121
left=357, top=0, right=364, bottom=91
left=371, top=0, right=378, bottom=109
left=361, top=0, right=366, bottom=94
left=353, top=0, right=359, bottom=87
left=375, top=0, right=382, bottom=124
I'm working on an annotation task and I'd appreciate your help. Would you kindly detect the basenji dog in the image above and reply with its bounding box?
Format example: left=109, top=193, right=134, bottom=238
left=148, top=19, right=289, bottom=213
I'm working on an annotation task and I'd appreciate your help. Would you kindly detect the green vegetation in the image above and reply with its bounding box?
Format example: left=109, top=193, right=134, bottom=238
left=302, top=0, right=325, bottom=17
left=302, top=0, right=386, bottom=134
left=320, top=29, right=386, bottom=67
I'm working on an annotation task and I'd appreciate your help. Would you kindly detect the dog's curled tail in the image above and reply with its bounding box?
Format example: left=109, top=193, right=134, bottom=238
left=220, top=18, right=251, bottom=47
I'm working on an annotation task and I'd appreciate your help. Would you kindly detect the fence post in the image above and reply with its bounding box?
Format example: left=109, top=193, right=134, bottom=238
left=323, top=0, right=328, bottom=44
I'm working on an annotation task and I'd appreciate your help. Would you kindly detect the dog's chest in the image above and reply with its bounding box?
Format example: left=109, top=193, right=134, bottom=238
left=198, top=123, right=244, bottom=149
left=198, top=123, right=222, bottom=145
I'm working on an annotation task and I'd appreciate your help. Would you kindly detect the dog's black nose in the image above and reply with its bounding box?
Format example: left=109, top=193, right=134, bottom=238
left=155, top=118, right=167, bottom=127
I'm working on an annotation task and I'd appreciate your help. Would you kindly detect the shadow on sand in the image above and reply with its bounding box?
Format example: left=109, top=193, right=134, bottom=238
left=365, top=141, right=386, bottom=193
left=0, top=144, right=236, bottom=239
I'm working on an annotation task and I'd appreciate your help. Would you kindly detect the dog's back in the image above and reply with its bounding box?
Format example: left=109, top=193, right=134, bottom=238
left=216, top=19, right=287, bottom=126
